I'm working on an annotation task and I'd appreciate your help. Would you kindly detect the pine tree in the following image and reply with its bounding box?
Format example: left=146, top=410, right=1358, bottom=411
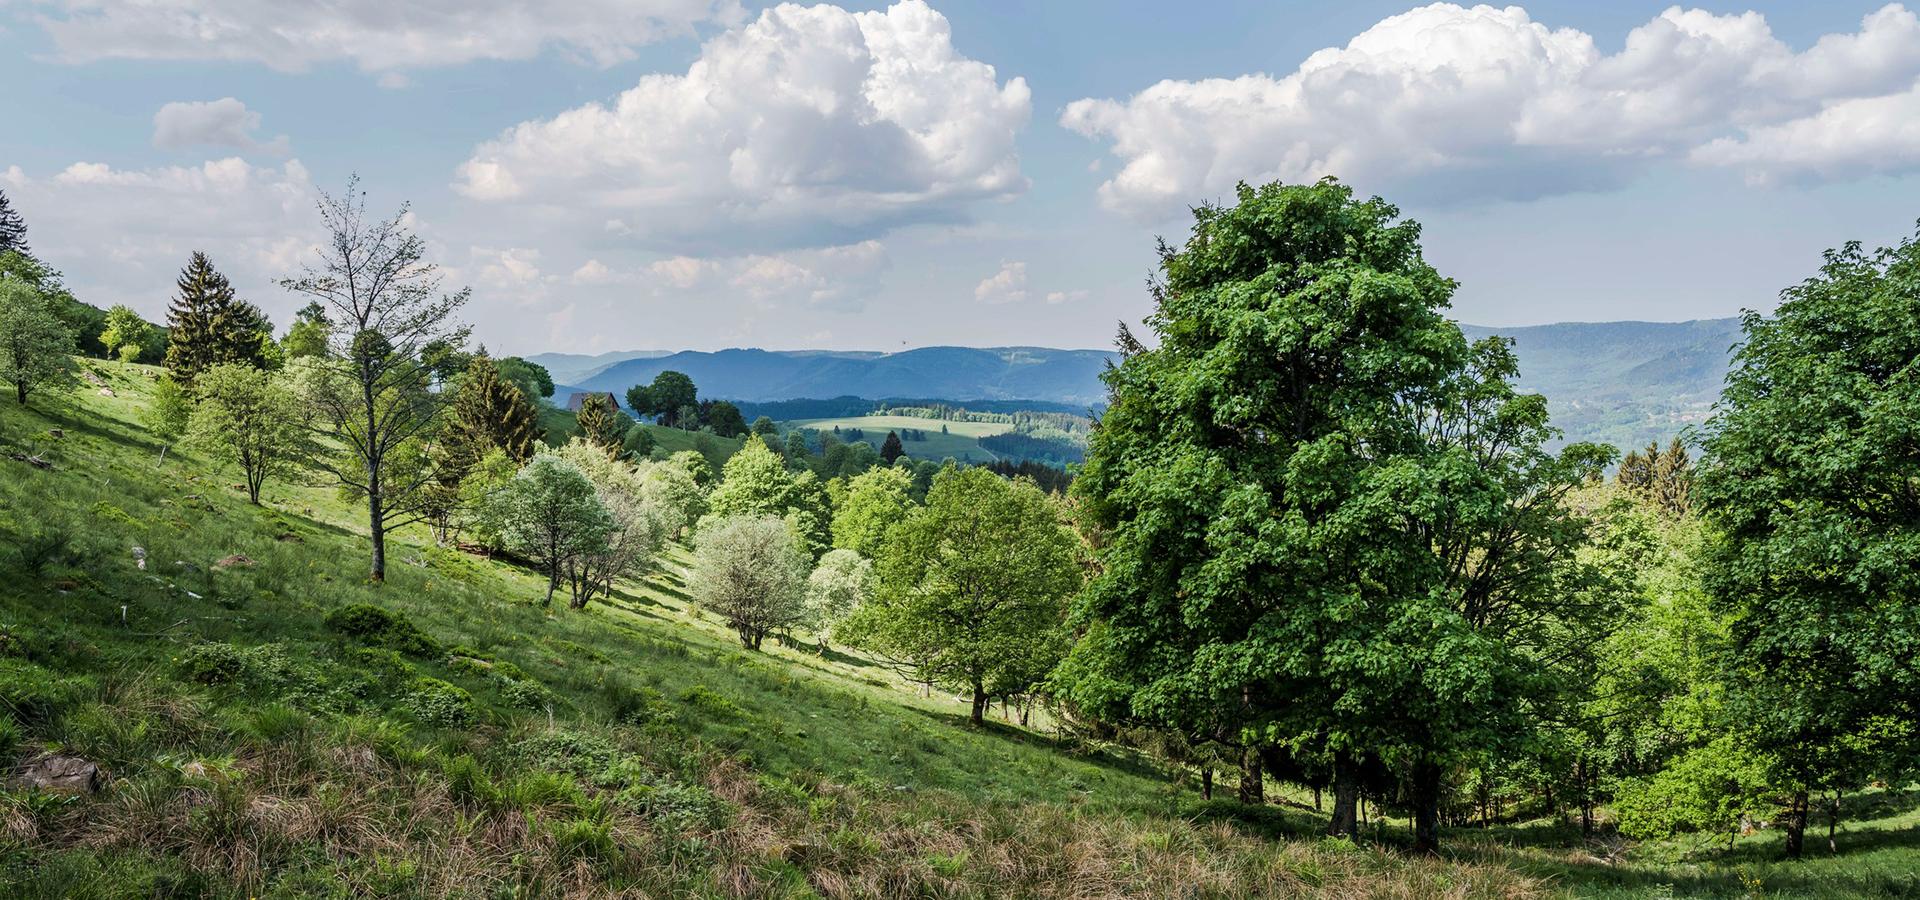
left=0, top=189, right=27, bottom=257
left=165, top=252, right=267, bottom=382
left=880, top=430, right=905, bottom=464
left=576, top=393, right=622, bottom=456
left=444, top=355, right=539, bottom=464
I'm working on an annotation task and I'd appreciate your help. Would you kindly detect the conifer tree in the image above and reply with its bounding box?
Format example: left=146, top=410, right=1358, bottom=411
left=445, top=355, right=538, bottom=464
left=576, top=393, right=622, bottom=456
left=880, top=430, right=905, bottom=464
left=0, top=189, right=27, bottom=257
left=166, top=252, right=268, bottom=382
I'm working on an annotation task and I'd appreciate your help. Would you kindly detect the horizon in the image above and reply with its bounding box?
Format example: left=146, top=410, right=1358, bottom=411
left=8, top=2, right=1919, bottom=356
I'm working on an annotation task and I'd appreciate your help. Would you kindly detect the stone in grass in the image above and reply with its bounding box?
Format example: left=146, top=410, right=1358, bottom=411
left=19, top=753, right=102, bottom=794
left=213, top=554, right=255, bottom=570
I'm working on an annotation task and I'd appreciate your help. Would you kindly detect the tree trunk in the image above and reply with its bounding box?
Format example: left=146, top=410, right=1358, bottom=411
left=1410, top=762, right=1443, bottom=855
left=1237, top=746, right=1264, bottom=804
left=15, top=382, right=25, bottom=405
left=969, top=685, right=987, bottom=726
left=1828, top=791, right=1841, bottom=854
left=367, top=468, right=387, bottom=582
left=1327, top=752, right=1360, bottom=838
left=543, top=567, right=559, bottom=608
left=1201, top=768, right=1213, bottom=801
left=1313, top=784, right=1322, bottom=812
left=1783, top=789, right=1809, bottom=859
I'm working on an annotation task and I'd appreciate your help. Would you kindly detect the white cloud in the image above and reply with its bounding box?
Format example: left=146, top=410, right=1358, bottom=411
left=455, top=0, right=1031, bottom=252
left=1044, top=289, right=1087, bottom=305
left=0, top=158, right=318, bottom=319
left=974, top=261, right=1027, bottom=304
left=1692, top=83, right=1920, bottom=183
left=26, top=0, right=743, bottom=72
left=152, top=98, right=288, bottom=154
left=1063, top=3, right=1920, bottom=218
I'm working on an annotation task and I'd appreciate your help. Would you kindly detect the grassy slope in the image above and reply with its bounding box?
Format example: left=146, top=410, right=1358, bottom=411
left=0, top=360, right=1911, bottom=898
left=782, top=415, right=1010, bottom=463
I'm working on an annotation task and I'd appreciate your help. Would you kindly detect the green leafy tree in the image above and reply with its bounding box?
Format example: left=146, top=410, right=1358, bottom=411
left=281, top=301, right=331, bottom=360
left=784, top=428, right=812, bottom=469
left=1059, top=181, right=1610, bottom=851
left=622, top=423, right=656, bottom=458
left=750, top=416, right=778, bottom=439
left=0, top=189, right=27, bottom=257
left=496, top=357, right=554, bottom=401
left=669, top=449, right=715, bottom=489
left=144, top=373, right=193, bottom=461
left=701, top=399, right=747, bottom=438
left=1695, top=229, right=1920, bottom=858
left=706, top=438, right=796, bottom=519
left=853, top=466, right=1080, bottom=725
left=0, top=280, right=76, bottom=406
left=99, top=304, right=154, bottom=363
left=552, top=440, right=677, bottom=608
left=185, top=363, right=310, bottom=504
left=689, top=514, right=810, bottom=650
left=492, top=454, right=615, bottom=607
left=805, top=548, right=872, bottom=651
left=831, top=465, right=915, bottom=558
left=627, top=370, right=696, bottom=428
left=281, top=177, right=471, bottom=582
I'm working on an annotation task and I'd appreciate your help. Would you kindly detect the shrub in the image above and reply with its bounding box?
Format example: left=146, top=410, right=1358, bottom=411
left=441, top=753, right=500, bottom=807
left=680, top=684, right=744, bottom=720
left=403, top=677, right=476, bottom=728
left=499, top=679, right=553, bottom=710
left=324, top=604, right=442, bottom=658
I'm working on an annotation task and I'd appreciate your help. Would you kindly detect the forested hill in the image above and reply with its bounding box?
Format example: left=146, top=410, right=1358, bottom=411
left=558, top=318, right=1741, bottom=450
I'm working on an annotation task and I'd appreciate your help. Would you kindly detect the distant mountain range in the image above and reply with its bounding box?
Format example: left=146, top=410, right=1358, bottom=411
left=537, top=318, right=1745, bottom=451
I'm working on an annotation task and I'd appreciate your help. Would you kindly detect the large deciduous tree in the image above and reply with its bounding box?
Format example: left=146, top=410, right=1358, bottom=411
left=1059, top=180, right=1609, bottom=852
left=99, top=304, right=154, bottom=363
left=1695, top=229, right=1920, bottom=858
left=831, top=465, right=915, bottom=558
left=627, top=370, right=696, bottom=428
left=493, top=454, right=616, bottom=608
left=281, top=177, right=471, bottom=581
left=0, top=280, right=76, bottom=407
left=854, top=466, right=1081, bottom=726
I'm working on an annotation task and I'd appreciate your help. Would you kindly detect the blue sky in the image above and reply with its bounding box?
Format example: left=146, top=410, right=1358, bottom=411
left=5, top=1, right=1919, bottom=355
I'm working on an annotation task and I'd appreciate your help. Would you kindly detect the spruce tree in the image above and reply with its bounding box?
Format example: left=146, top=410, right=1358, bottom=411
left=0, top=189, right=27, bottom=258
left=445, top=355, right=538, bottom=464
left=880, top=430, right=905, bottom=464
left=165, top=252, right=268, bottom=382
left=576, top=393, right=622, bottom=456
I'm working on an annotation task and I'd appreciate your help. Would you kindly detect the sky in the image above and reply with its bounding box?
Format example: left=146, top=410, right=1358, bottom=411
left=5, top=1, right=1920, bottom=356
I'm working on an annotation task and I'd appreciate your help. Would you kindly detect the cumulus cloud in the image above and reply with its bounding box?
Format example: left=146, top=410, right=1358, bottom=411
left=25, top=0, right=742, bottom=72
left=974, top=261, right=1028, bottom=304
left=0, top=158, right=318, bottom=317
left=152, top=98, right=288, bottom=154
left=1063, top=3, right=1920, bottom=217
left=455, top=0, right=1031, bottom=252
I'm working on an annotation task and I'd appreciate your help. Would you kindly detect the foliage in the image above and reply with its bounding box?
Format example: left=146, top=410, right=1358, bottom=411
left=854, top=466, right=1080, bottom=725
left=627, top=370, right=697, bottom=428
left=688, top=514, right=809, bottom=651
left=574, top=392, right=624, bottom=456
left=0, top=279, right=77, bottom=406
left=164, top=252, right=271, bottom=384
left=804, top=548, right=871, bottom=649
left=495, top=356, right=554, bottom=401
left=99, top=304, right=154, bottom=363
left=280, top=301, right=331, bottom=360
left=831, top=465, right=915, bottom=558
left=0, top=188, right=27, bottom=257
left=184, top=363, right=310, bottom=504
left=322, top=604, right=444, bottom=658
left=1695, top=226, right=1920, bottom=856
left=550, top=440, right=677, bottom=608
left=700, top=399, right=746, bottom=438
left=1617, top=438, right=1693, bottom=516
left=490, top=454, right=615, bottom=607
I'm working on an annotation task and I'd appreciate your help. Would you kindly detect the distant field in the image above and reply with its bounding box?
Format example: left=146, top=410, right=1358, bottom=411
left=784, top=414, right=1010, bottom=462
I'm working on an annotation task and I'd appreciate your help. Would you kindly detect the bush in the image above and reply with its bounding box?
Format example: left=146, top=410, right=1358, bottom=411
left=324, top=604, right=443, bottom=658
left=680, top=684, right=744, bottom=720
left=499, top=679, right=553, bottom=710
left=403, top=677, right=476, bottom=728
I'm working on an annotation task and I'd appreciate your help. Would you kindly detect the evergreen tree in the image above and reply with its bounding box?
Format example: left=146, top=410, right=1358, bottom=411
left=880, top=430, right=905, bottom=464
left=0, top=189, right=27, bottom=257
left=575, top=393, right=623, bottom=456
left=445, top=355, right=539, bottom=465
left=166, top=252, right=267, bottom=383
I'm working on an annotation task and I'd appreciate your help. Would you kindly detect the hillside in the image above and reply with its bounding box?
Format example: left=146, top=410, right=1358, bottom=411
left=0, top=361, right=1564, bottom=898
left=565, top=320, right=1741, bottom=451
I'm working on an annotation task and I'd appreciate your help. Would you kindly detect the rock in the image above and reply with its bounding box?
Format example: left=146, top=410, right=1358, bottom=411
left=275, top=533, right=303, bottom=543
left=132, top=546, right=147, bottom=571
left=47, top=429, right=62, bottom=439
left=20, top=754, right=102, bottom=794
left=82, top=371, right=104, bottom=386
left=97, top=388, right=115, bottom=398
left=213, top=554, right=255, bottom=570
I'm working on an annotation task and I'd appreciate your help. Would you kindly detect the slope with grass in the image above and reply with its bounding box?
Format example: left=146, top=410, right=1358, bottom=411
left=0, top=359, right=1561, bottom=898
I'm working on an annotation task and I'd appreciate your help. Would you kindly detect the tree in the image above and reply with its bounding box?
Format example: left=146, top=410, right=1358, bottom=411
left=1695, top=229, right=1920, bottom=858
left=282, top=177, right=471, bottom=581
left=444, top=355, right=539, bottom=465
left=282, top=301, right=331, bottom=360
left=784, top=429, right=812, bottom=469
left=1058, top=180, right=1609, bottom=852
left=496, top=357, right=554, bottom=402
left=166, top=252, right=269, bottom=384
left=853, top=466, right=1080, bottom=725
left=750, top=416, right=778, bottom=439
left=706, top=439, right=797, bottom=519
left=144, top=374, right=193, bottom=461
left=628, top=370, right=696, bottom=428
left=0, top=190, right=27, bottom=257
left=805, top=548, right=871, bottom=650
left=185, top=363, right=310, bottom=504
left=1618, top=438, right=1692, bottom=516
left=689, top=514, right=810, bottom=650
left=879, top=430, right=905, bottom=464
left=100, top=304, right=153, bottom=363
left=702, top=399, right=747, bottom=438
left=832, top=465, right=915, bottom=558
left=0, top=280, right=76, bottom=406
left=575, top=393, right=623, bottom=455
left=552, top=441, right=677, bottom=608
left=493, top=455, right=615, bottom=607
